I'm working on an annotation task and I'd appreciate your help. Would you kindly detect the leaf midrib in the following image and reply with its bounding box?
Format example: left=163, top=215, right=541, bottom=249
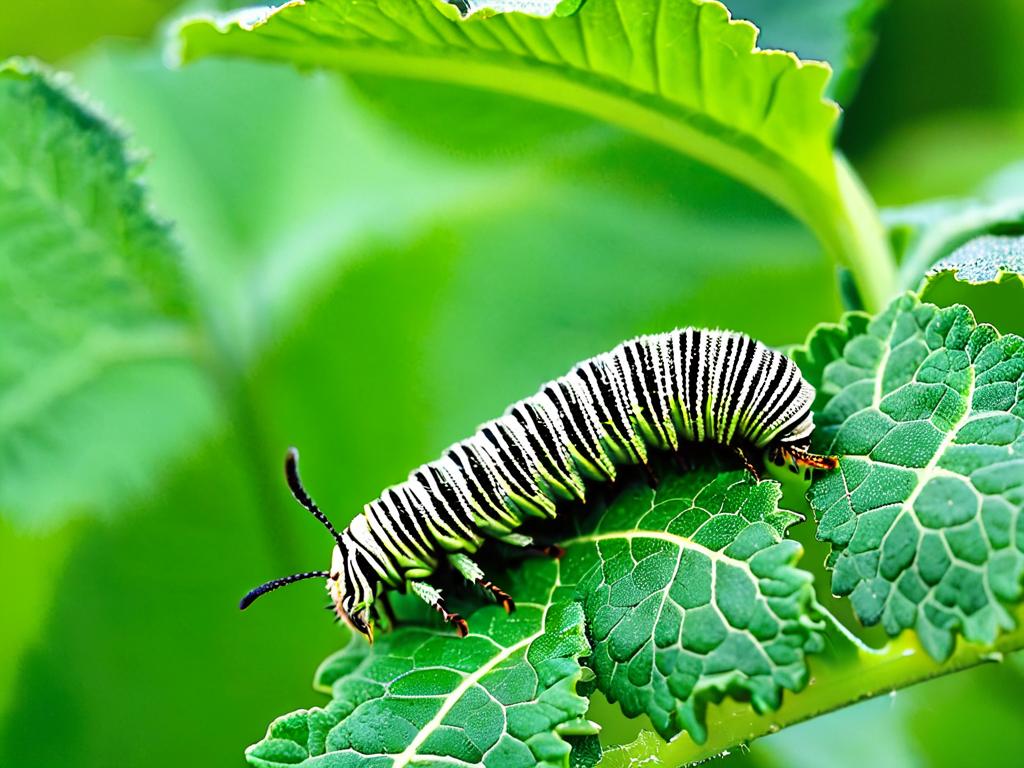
left=0, top=325, right=200, bottom=432
left=310, top=565, right=565, bottom=767
left=0, top=136, right=175, bottom=317
left=562, top=529, right=757, bottom=577
left=390, top=629, right=541, bottom=768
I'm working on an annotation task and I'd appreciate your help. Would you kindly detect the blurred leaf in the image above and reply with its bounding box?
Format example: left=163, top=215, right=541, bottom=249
left=175, top=0, right=896, bottom=309
left=905, top=655, right=1024, bottom=768
left=0, top=518, right=82, bottom=722
left=725, top=0, right=885, bottom=104
left=561, top=465, right=823, bottom=744
left=840, top=0, right=1024, bottom=163
left=810, top=294, right=1024, bottom=660
left=858, top=114, right=1024, bottom=207
left=791, top=311, right=871, bottom=412
left=923, top=235, right=1024, bottom=336
left=245, top=559, right=594, bottom=768
left=0, top=429, right=345, bottom=767
left=0, top=0, right=184, bottom=62
left=888, top=193, right=1024, bottom=290
left=0, top=59, right=216, bottom=527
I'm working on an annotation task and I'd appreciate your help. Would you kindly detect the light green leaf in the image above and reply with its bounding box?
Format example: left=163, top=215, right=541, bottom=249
left=245, top=558, right=594, bottom=768
left=175, top=0, right=894, bottom=309
left=0, top=59, right=216, bottom=526
left=810, top=294, right=1024, bottom=660
left=560, top=465, right=824, bottom=744
left=921, top=234, right=1024, bottom=336
left=725, top=0, right=885, bottom=103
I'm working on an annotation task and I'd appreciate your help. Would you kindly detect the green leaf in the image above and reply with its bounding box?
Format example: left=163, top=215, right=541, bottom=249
left=174, top=0, right=895, bottom=309
left=560, top=464, right=824, bottom=744
left=726, top=0, right=885, bottom=103
left=245, top=559, right=594, bottom=768
left=0, top=59, right=215, bottom=526
left=921, top=234, right=1024, bottom=336
left=0, top=44, right=845, bottom=766
left=810, top=294, right=1024, bottom=660
left=791, top=310, right=871, bottom=412
left=888, top=193, right=1024, bottom=288
left=928, top=234, right=1024, bottom=284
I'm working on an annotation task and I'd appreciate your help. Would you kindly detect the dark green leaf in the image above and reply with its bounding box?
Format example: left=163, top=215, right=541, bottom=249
left=245, top=559, right=594, bottom=768
left=560, top=465, right=824, bottom=743
left=811, top=294, right=1024, bottom=660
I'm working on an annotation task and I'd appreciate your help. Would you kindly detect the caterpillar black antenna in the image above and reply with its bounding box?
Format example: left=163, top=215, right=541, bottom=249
left=284, top=446, right=345, bottom=548
left=239, top=570, right=332, bottom=610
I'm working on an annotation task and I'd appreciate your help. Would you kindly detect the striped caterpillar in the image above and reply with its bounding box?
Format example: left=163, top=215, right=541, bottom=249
left=241, top=328, right=837, bottom=640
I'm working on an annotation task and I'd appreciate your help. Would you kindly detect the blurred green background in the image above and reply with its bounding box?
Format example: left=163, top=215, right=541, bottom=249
left=1, top=1, right=1022, bottom=766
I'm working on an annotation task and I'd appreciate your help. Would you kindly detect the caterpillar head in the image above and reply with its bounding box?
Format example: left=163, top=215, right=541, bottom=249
left=328, top=540, right=376, bottom=641
left=239, top=448, right=375, bottom=642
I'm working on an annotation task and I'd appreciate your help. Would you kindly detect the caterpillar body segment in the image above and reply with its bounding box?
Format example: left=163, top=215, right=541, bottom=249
left=240, top=328, right=837, bottom=640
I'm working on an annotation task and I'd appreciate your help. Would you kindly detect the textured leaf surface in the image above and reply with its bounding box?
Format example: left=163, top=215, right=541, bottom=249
left=928, top=234, right=1024, bottom=283
left=810, top=294, right=1024, bottom=660
left=560, top=467, right=824, bottom=744
left=175, top=0, right=856, bottom=264
left=0, top=60, right=214, bottom=526
left=888, top=194, right=1024, bottom=291
left=245, top=559, right=594, bottom=768
left=177, top=0, right=838, bottom=180
left=792, top=310, right=871, bottom=412
left=921, top=235, right=1024, bottom=336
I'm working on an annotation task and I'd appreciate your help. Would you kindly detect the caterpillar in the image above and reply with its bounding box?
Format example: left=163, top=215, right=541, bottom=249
left=240, top=328, right=836, bottom=641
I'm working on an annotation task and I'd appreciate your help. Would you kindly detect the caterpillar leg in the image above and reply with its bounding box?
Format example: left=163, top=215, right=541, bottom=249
left=641, top=461, right=659, bottom=488
left=498, top=533, right=533, bottom=547
left=496, top=534, right=565, bottom=561
left=787, top=447, right=839, bottom=470
left=410, top=580, right=469, bottom=637
left=376, top=592, right=399, bottom=631
left=772, top=445, right=839, bottom=475
left=731, top=445, right=761, bottom=481
left=449, top=553, right=516, bottom=614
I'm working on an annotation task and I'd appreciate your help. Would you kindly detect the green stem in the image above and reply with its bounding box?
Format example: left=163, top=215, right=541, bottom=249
left=825, top=154, right=899, bottom=310
left=604, top=607, right=1024, bottom=766
left=191, top=308, right=299, bottom=573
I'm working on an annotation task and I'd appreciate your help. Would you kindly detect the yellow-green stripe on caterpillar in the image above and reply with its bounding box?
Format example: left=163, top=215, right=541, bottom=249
left=240, top=328, right=837, bottom=641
